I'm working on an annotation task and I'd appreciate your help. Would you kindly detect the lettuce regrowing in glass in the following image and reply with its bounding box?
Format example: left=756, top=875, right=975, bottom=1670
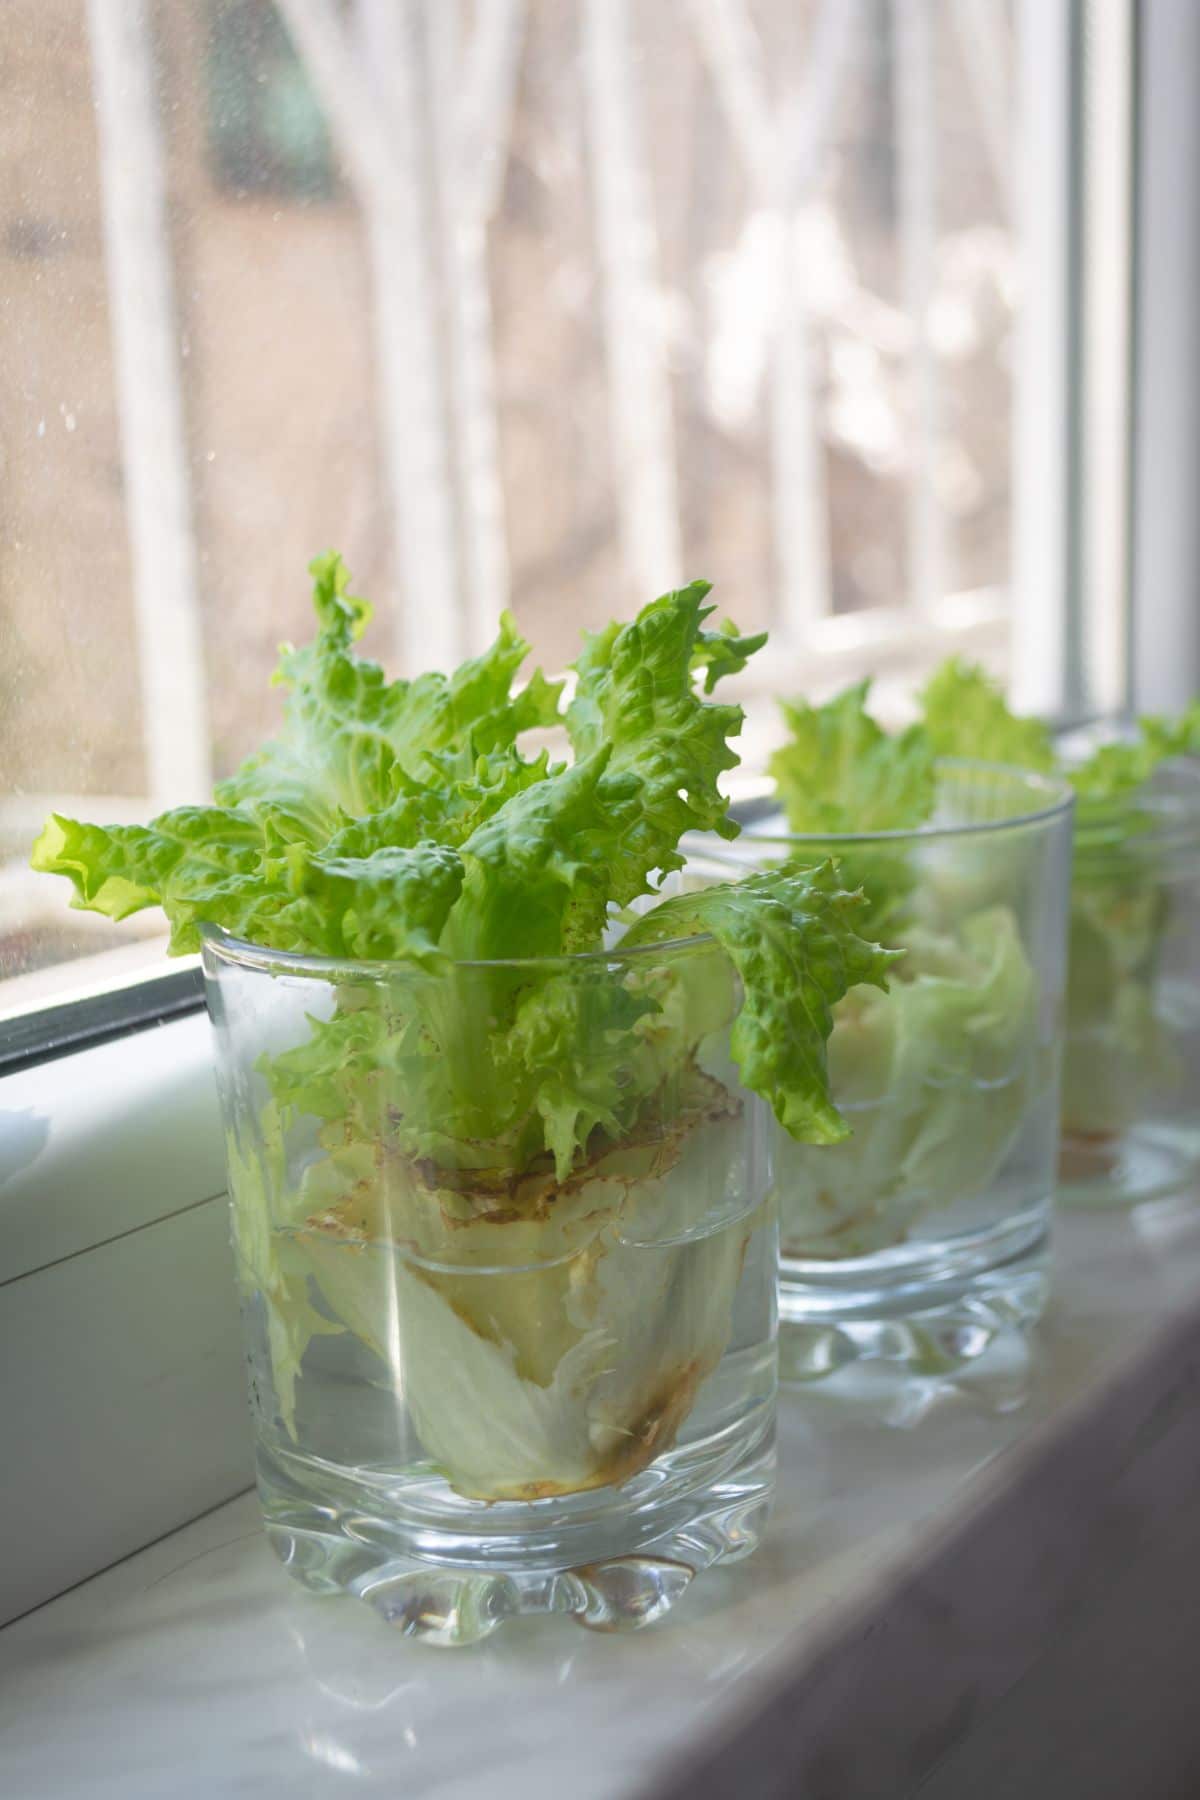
left=33, top=555, right=894, bottom=1499
left=767, top=675, right=1044, bottom=1257
left=773, top=908, right=1037, bottom=1256
left=772, top=661, right=1199, bottom=1198
left=922, top=661, right=1200, bottom=1146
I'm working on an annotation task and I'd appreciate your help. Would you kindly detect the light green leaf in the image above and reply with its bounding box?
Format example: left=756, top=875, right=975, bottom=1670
left=920, top=658, right=1055, bottom=772
left=768, top=680, right=935, bottom=837
left=566, top=583, right=748, bottom=906
left=1071, top=702, right=1200, bottom=804
left=218, top=555, right=562, bottom=837
left=622, top=863, right=899, bottom=1143
left=495, top=972, right=660, bottom=1180
left=31, top=805, right=463, bottom=963
left=691, top=616, right=769, bottom=694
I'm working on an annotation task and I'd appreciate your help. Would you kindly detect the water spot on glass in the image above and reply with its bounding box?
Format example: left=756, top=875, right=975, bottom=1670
left=6, top=216, right=62, bottom=259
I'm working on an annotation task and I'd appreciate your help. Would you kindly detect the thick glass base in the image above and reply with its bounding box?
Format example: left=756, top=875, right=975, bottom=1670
left=256, top=1413, right=774, bottom=1646
left=778, top=1225, right=1049, bottom=1388
left=1058, top=1123, right=1200, bottom=1209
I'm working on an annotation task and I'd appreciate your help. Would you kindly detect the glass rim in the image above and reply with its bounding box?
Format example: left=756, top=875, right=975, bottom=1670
left=1072, top=756, right=1200, bottom=860
left=732, top=757, right=1075, bottom=850
left=1071, top=751, right=1200, bottom=811
left=197, top=918, right=720, bottom=982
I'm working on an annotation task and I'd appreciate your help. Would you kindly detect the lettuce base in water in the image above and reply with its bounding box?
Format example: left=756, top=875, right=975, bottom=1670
left=231, top=1072, right=766, bottom=1501
left=1060, top=869, right=1180, bottom=1141
left=776, top=908, right=1038, bottom=1260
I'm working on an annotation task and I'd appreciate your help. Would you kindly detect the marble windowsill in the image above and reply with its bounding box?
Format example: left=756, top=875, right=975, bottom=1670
left=4, top=1198, right=1200, bottom=1800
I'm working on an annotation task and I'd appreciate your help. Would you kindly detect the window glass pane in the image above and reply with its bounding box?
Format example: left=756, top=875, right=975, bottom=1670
left=1, top=0, right=1026, bottom=1013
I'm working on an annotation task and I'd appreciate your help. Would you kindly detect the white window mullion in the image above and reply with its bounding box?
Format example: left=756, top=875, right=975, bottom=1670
left=1009, top=0, right=1076, bottom=719
left=86, top=0, right=211, bottom=807
left=894, top=0, right=948, bottom=617
left=583, top=0, right=683, bottom=602
left=276, top=0, right=464, bottom=672
left=1131, top=0, right=1200, bottom=712
left=356, top=0, right=466, bottom=671
left=435, top=0, right=525, bottom=654
left=1079, top=0, right=1136, bottom=718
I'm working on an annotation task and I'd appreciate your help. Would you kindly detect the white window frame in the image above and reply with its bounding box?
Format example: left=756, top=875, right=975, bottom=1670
left=1014, top=0, right=1200, bottom=726
left=1130, top=0, right=1200, bottom=711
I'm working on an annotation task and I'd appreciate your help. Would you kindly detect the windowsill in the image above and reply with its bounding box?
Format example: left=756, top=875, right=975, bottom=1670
left=0, top=935, right=176, bottom=1022
left=0, top=1008, right=221, bottom=1286
left=4, top=1198, right=1200, bottom=1797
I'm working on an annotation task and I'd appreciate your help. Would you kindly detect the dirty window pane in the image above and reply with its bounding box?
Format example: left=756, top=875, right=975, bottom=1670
left=1, top=0, right=1025, bottom=1013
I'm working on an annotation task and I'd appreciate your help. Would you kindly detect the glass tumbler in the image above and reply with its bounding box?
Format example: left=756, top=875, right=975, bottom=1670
left=691, top=762, right=1073, bottom=1377
left=1059, top=758, right=1200, bottom=1205
left=200, top=927, right=776, bottom=1644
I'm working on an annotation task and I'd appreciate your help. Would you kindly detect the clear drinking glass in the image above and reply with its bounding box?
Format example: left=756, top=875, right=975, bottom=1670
left=200, top=927, right=776, bottom=1644
left=692, top=762, right=1073, bottom=1377
left=1059, top=758, right=1200, bottom=1205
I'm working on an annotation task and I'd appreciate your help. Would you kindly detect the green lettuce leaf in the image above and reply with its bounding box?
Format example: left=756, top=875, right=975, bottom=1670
left=218, top=551, right=564, bottom=837
left=31, top=805, right=463, bottom=963
left=443, top=747, right=617, bottom=963
left=767, top=681, right=935, bottom=939
left=918, top=654, right=1200, bottom=810
left=773, top=657, right=1200, bottom=829
left=690, top=614, right=769, bottom=694
left=1070, top=703, right=1200, bottom=804
left=494, top=972, right=660, bottom=1180
left=621, top=863, right=900, bottom=1144
left=31, top=552, right=556, bottom=960
left=919, top=658, right=1055, bottom=772
left=768, top=680, right=935, bottom=836
left=429, top=584, right=763, bottom=966
left=566, top=583, right=747, bottom=896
